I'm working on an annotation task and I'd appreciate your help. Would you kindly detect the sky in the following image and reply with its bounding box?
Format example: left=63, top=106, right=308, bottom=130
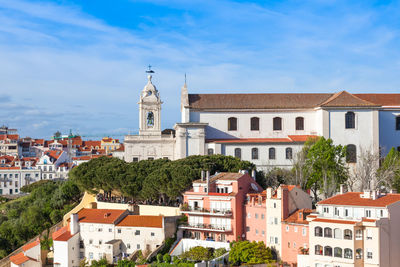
left=1, top=0, right=400, bottom=139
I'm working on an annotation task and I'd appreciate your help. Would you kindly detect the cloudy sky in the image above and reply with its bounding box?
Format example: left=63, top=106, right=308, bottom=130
left=1, top=0, right=400, bottom=138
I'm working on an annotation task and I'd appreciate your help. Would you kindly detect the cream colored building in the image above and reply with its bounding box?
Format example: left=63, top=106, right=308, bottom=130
left=302, top=190, right=400, bottom=267
left=53, top=209, right=175, bottom=266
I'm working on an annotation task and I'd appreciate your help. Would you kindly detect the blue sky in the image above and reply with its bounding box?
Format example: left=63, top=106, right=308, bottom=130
left=1, top=0, right=400, bottom=138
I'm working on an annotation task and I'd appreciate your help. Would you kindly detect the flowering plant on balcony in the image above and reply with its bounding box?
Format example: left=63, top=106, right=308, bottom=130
left=299, top=247, right=309, bottom=255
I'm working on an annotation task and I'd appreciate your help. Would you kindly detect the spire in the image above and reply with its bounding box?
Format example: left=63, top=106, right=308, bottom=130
left=181, top=73, right=189, bottom=108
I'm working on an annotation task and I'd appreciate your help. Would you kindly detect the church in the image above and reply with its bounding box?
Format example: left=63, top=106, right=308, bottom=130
left=124, top=71, right=400, bottom=171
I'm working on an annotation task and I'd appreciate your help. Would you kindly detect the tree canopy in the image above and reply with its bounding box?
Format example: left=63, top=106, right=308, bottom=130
left=229, top=241, right=273, bottom=265
left=69, top=155, right=256, bottom=203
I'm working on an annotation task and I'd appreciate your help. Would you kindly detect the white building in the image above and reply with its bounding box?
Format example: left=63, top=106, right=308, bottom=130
left=124, top=72, right=400, bottom=171
left=10, top=238, right=41, bottom=267
left=36, top=150, right=69, bottom=180
left=53, top=209, right=175, bottom=266
left=301, top=190, right=400, bottom=267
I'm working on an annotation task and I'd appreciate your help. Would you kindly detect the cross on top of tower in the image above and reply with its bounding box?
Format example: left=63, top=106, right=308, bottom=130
left=146, top=65, right=154, bottom=74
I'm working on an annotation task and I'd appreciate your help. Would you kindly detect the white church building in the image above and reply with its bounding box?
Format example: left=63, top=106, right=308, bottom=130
left=124, top=71, right=400, bottom=171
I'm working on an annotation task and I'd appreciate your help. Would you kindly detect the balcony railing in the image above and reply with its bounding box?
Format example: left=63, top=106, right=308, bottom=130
left=179, top=223, right=232, bottom=232
left=181, top=206, right=233, bottom=216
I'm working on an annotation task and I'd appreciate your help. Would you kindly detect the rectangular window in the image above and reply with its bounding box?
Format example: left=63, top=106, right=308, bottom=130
left=345, top=209, right=349, bottom=217
left=255, top=229, right=258, bottom=235
left=109, top=228, right=112, bottom=232
left=366, top=210, right=372, bottom=218
left=246, top=226, right=250, bottom=232
left=151, top=232, right=155, bottom=236
left=148, top=157, right=154, bottom=160
left=294, top=226, right=298, bottom=232
left=396, top=116, right=400, bottom=130
left=262, top=230, right=265, bottom=236
left=367, top=249, right=373, bottom=259
left=133, top=157, right=139, bottom=162
left=275, top=237, right=278, bottom=244
left=89, top=252, right=93, bottom=259
left=117, top=229, right=121, bottom=234
left=274, top=217, right=278, bottom=224
left=261, top=214, right=264, bottom=219
left=255, top=213, right=258, bottom=219
left=286, top=225, right=289, bottom=232
left=302, top=227, right=307, bottom=236
left=137, top=244, right=140, bottom=249
left=247, top=213, right=251, bottom=218
left=135, top=230, right=140, bottom=235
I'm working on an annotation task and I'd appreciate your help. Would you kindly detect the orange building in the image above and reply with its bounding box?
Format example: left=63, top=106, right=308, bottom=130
left=244, top=190, right=266, bottom=242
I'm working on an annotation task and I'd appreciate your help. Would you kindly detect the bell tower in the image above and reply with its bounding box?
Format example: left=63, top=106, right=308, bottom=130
left=138, top=66, right=162, bottom=135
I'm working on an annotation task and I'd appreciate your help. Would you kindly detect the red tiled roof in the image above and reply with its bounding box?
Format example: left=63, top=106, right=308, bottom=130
left=318, top=192, right=400, bottom=207
left=10, top=252, right=37, bottom=265
left=45, top=150, right=63, bottom=160
left=33, top=139, right=44, bottom=145
left=116, top=215, right=163, bottom=228
left=362, top=218, right=376, bottom=223
left=22, top=238, right=40, bottom=252
left=193, top=172, right=246, bottom=183
left=77, top=209, right=126, bottom=224
left=0, top=167, right=20, bottom=170
left=356, top=94, right=400, bottom=107
left=83, top=140, right=101, bottom=148
left=312, top=218, right=358, bottom=225
left=283, top=209, right=313, bottom=225
left=319, top=91, right=379, bottom=107
left=52, top=225, right=75, bottom=242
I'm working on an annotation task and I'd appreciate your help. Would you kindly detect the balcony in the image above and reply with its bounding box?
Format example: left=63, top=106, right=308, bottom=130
left=181, top=206, right=233, bottom=217
left=179, top=223, right=232, bottom=232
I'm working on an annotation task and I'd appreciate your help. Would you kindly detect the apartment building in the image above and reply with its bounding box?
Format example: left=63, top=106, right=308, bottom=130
left=244, top=190, right=267, bottom=242
left=10, top=238, right=41, bottom=267
left=0, top=134, right=19, bottom=156
left=302, top=190, right=400, bottom=267
left=53, top=209, right=174, bottom=266
left=101, top=137, right=121, bottom=155
left=180, top=171, right=263, bottom=242
left=265, top=185, right=312, bottom=259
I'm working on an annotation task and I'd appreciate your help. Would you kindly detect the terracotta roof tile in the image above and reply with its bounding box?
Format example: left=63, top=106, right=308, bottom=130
left=318, top=192, right=400, bottom=207
left=116, top=215, right=163, bottom=228
left=283, top=209, right=313, bottom=225
left=311, top=218, right=358, bottom=225
left=10, top=252, right=37, bottom=265
left=320, top=91, right=380, bottom=107
left=193, top=172, right=245, bottom=183
left=356, top=94, right=400, bottom=107
left=22, top=238, right=40, bottom=252
left=77, top=208, right=126, bottom=224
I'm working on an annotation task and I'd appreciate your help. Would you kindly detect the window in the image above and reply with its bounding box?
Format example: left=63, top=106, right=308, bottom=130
left=334, top=207, right=339, bottom=216
left=117, top=229, right=121, bottom=234
left=365, top=210, right=371, bottom=218
left=234, top=148, right=241, bottom=159
left=346, top=144, right=357, bottom=163
left=273, top=117, right=282, bottom=131
left=148, top=157, right=154, bottom=160
left=345, top=111, right=355, bottom=129
left=296, top=117, right=304, bottom=130
left=294, top=226, right=298, bottom=232
left=255, top=229, right=258, bottom=235
left=334, top=228, right=342, bottom=239
left=262, top=230, right=265, bottom=236
left=246, top=226, right=250, bottom=232
left=151, top=232, right=155, bottom=236
left=268, top=147, right=276, bottom=160
left=251, top=117, right=259, bottom=131
left=367, top=249, right=373, bottom=259
left=324, top=246, right=332, bottom=256
left=273, top=202, right=276, bottom=208
left=89, top=239, right=93, bottom=244
left=286, top=148, right=293, bottom=159
left=274, top=237, right=278, bottom=244
left=288, top=242, right=290, bottom=248
left=356, top=229, right=362, bottom=240
left=89, top=252, right=93, bottom=259
left=315, top=245, right=323, bottom=255
left=396, top=116, right=400, bottom=130
left=261, top=214, right=264, bottom=219
left=302, top=227, right=307, bottom=236
left=286, top=226, right=289, bottom=232
left=137, top=244, right=140, bottom=249
left=127, top=244, right=131, bottom=249
left=324, top=227, right=332, bottom=238
left=135, top=230, right=140, bottom=235
left=344, top=248, right=353, bottom=259
left=274, top=217, right=278, bottom=224
left=109, top=228, right=112, bottom=232
left=344, top=229, right=352, bottom=240
left=293, top=242, right=296, bottom=248
left=133, top=157, right=139, bottom=162
left=356, top=248, right=363, bottom=259
left=99, top=240, right=102, bottom=245
left=255, top=213, right=258, bottom=219
left=228, top=117, right=237, bottom=131
left=315, top=227, right=323, bottom=237
left=251, top=148, right=258, bottom=160
left=207, top=148, right=214, bottom=155
left=345, top=209, right=349, bottom=217
left=334, top=247, right=343, bottom=258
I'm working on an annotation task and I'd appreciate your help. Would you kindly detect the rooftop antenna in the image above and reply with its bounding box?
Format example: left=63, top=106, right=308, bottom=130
left=146, top=65, right=154, bottom=74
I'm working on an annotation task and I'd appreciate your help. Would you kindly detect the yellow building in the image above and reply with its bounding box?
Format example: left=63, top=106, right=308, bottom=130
left=101, top=137, right=121, bottom=154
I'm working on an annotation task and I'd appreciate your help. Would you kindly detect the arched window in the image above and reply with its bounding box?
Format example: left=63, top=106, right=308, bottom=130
left=295, top=117, right=304, bottom=130
left=228, top=117, right=237, bottom=131
left=273, top=117, right=282, bottom=131
left=324, top=227, right=332, bottom=238
left=345, top=111, right=355, bottom=129
left=251, top=117, right=259, bottom=131
left=314, top=227, right=323, bottom=237
left=251, top=148, right=259, bottom=160
left=396, top=116, right=400, bottom=130
left=346, top=144, right=357, bottom=163
left=334, top=247, right=343, bottom=258
left=315, top=245, right=323, bottom=255
left=334, top=228, right=342, bottom=239
left=355, top=248, right=363, bottom=259
left=286, top=148, right=293, bottom=160
left=324, top=246, right=332, bottom=256
left=269, top=148, right=276, bottom=160
left=344, top=229, right=352, bottom=240
left=207, top=148, right=214, bottom=155
left=344, top=248, right=353, bottom=259
left=234, top=148, right=241, bottom=159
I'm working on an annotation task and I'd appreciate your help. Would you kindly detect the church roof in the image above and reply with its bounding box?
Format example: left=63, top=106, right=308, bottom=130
left=188, top=91, right=399, bottom=110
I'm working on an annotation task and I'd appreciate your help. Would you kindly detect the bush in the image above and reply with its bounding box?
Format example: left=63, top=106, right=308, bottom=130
left=156, top=254, right=163, bottom=263
left=229, top=241, right=273, bottom=265
left=180, top=246, right=213, bottom=262
left=163, top=254, right=171, bottom=263
left=213, top=248, right=227, bottom=258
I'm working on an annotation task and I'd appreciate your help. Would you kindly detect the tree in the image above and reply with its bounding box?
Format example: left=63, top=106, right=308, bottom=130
left=377, top=148, right=400, bottom=191
left=163, top=254, right=171, bottom=263
left=229, top=241, right=272, bottom=265
left=304, top=137, right=348, bottom=201
left=292, top=137, right=319, bottom=189
left=181, top=246, right=213, bottom=262
left=347, top=148, right=380, bottom=191
left=213, top=248, right=227, bottom=258
left=54, top=131, right=62, bottom=138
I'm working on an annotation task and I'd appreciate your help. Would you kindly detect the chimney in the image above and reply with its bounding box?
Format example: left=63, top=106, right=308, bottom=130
left=251, top=170, right=256, bottom=181
left=70, top=213, right=79, bottom=235
left=371, top=190, right=377, bottom=200
left=339, top=184, right=345, bottom=195
left=201, top=170, right=205, bottom=181
left=266, top=188, right=273, bottom=199
left=206, top=170, right=210, bottom=194
left=362, top=190, right=371, bottom=199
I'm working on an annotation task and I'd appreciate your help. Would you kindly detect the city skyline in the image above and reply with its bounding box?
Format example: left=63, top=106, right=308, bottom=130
left=1, top=0, right=400, bottom=138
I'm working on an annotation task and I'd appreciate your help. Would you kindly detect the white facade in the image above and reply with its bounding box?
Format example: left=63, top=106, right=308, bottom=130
left=0, top=168, right=41, bottom=195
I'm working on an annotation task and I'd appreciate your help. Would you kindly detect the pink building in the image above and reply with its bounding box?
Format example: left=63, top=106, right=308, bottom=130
left=244, top=190, right=266, bottom=242
left=281, top=208, right=313, bottom=266
left=181, top=171, right=263, bottom=242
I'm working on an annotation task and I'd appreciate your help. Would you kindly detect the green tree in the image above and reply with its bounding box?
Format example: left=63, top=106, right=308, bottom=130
left=229, top=241, right=272, bottom=265
left=213, top=248, right=227, bottom=258
left=377, top=148, right=400, bottom=191
left=304, top=137, right=348, bottom=201
left=181, top=246, right=212, bottom=262
left=162, top=254, right=171, bottom=263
